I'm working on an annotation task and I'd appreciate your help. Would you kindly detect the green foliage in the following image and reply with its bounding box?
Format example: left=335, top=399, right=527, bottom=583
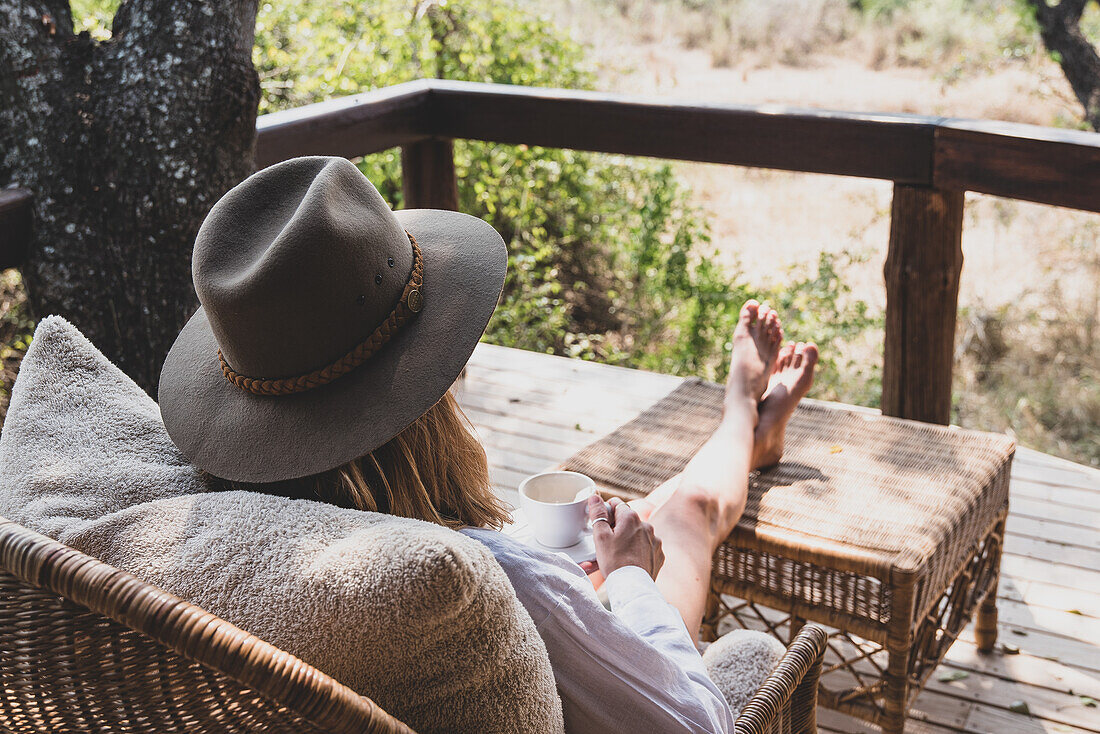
left=253, top=0, right=591, bottom=114
left=69, top=0, right=119, bottom=40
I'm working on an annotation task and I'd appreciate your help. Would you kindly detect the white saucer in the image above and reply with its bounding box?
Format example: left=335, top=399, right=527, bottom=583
left=504, top=508, right=597, bottom=565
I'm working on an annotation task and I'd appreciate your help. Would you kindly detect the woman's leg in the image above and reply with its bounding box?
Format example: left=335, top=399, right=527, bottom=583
left=631, top=304, right=819, bottom=642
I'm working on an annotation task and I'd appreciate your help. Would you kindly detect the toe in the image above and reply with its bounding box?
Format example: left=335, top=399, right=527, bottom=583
left=778, top=343, right=795, bottom=369
left=792, top=342, right=805, bottom=367
left=740, top=299, right=760, bottom=326
left=803, top=343, right=819, bottom=368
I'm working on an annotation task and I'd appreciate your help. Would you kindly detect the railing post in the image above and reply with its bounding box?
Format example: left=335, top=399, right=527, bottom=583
left=400, top=138, right=459, bottom=211
left=882, top=183, right=965, bottom=424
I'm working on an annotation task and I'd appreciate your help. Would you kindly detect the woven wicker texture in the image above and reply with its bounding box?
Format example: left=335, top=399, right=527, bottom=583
left=733, top=623, right=827, bottom=734
left=0, top=519, right=413, bottom=734
left=561, top=379, right=1015, bottom=630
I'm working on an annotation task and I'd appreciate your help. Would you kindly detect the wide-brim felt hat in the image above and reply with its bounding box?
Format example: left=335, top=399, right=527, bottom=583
left=159, top=156, right=506, bottom=483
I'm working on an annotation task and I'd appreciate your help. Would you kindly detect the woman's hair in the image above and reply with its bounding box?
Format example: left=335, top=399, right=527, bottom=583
left=216, top=391, right=510, bottom=530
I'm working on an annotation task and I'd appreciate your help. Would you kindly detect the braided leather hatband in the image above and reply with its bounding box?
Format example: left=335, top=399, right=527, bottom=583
left=218, top=231, right=424, bottom=396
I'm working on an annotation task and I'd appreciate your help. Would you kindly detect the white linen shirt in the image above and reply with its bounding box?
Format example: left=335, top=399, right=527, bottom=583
left=462, top=528, right=735, bottom=733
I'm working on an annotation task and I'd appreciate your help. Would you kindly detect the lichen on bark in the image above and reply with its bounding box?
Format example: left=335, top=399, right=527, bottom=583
left=1, top=0, right=260, bottom=392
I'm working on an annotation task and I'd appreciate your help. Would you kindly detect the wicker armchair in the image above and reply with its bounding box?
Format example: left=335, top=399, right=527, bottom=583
left=0, top=517, right=827, bottom=733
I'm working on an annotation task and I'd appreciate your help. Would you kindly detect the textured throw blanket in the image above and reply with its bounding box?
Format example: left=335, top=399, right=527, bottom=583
left=0, top=316, right=564, bottom=733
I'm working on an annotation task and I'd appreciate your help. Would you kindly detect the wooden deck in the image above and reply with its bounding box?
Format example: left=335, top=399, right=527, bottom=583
left=457, top=343, right=1100, bottom=734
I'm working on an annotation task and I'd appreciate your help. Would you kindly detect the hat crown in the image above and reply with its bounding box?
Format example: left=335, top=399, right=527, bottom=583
left=193, top=157, right=413, bottom=380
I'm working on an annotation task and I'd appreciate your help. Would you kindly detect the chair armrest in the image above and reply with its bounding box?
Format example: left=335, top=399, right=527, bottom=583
left=734, top=623, right=827, bottom=734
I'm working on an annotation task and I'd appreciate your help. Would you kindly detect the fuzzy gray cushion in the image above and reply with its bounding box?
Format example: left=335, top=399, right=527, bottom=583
left=0, top=316, right=564, bottom=734
left=703, top=629, right=787, bottom=725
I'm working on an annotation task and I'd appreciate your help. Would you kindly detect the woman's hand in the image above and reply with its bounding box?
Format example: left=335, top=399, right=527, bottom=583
left=586, top=495, right=665, bottom=580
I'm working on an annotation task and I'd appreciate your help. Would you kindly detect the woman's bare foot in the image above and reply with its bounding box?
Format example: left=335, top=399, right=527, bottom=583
left=727, top=301, right=783, bottom=415
left=753, top=341, right=819, bottom=469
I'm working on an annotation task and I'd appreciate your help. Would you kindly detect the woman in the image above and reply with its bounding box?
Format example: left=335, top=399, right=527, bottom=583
left=159, top=156, right=819, bottom=733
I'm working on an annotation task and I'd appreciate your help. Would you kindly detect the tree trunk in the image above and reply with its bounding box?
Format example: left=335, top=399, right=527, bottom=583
left=1026, top=0, right=1100, bottom=131
left=0, top=0, right=260, bottom=392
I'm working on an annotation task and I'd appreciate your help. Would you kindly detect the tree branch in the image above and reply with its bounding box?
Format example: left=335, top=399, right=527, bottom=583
left=1026, top=0, right=1100, bottom=130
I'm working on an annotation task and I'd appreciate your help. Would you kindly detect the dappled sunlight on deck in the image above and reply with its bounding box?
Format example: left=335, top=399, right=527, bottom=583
left=459, top=343, right=1100, bottom=734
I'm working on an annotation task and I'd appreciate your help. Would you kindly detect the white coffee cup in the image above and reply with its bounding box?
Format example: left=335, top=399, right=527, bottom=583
left=519, top=471, right=597, bottom=548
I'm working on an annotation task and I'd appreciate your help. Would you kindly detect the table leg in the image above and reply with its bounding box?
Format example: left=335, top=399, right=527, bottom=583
left=975, top=519, right=1004, bottom=653
left=883, top=578, right=917, bottom=734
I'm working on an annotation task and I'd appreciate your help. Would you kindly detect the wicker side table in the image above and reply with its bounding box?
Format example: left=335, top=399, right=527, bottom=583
left=562, top=379, right=1015, bottom=734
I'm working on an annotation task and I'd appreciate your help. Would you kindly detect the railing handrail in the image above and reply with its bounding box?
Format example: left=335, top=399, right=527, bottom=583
left=5, top=79, right=1100, bottom=269
left=257, top=79, right=1100, bottom=210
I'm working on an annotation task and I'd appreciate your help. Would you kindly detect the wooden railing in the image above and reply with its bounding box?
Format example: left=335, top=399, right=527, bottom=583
left=4, top=79, right=1100, bottom=424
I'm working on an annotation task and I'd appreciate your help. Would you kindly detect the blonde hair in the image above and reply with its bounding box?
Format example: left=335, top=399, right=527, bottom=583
left=220, top=391, right=510, bottom=530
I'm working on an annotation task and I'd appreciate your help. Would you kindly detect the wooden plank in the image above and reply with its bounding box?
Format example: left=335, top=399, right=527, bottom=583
left=882, top=184, right=965, bottom=424
left=928, top=662, right=1100, bottom=732
left=1015, top=446, right=1100, bottom=481
left=1008, top=479, right=1100, bottom=514
left=1008, top=577, right=1100, bottom=621
left=935, top=120, right=1100, bottom=214
left=463, top=403, right=598, bottom=451
left=401, top=138, right=458, bottom=210
left=1009, top=496, right=1100, bottom=530
left=955, top=620, right=1099, bottom=678
left=941, top=638, right=1100, bottom=700
left=464, top=359, right=682, bottom=414
left=470, top=343, right=685, bottom=395
left=255, top=80, right=430, bottom=167
left=425, top=80, right=939, bottom=184
left=819, top=713, right=958, bottom=733
left=1006, top=515, right=1100, bottom=552
left=977, top=598, right=1100, bottom=654
left=457, top=365, right=667, bottom=431
left=1001, top=556, right=1100, bottom=605
left=0, top=188, right=32, bottom=270
left=964, top=702, right=1098, bottom=734
left=1003, top=533, right=1100, bottom=574
left=1011, top=463, right=1100, bottom=496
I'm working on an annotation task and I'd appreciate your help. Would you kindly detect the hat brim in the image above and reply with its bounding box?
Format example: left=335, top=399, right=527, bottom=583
left=159, top=209, right=507, bottom=483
